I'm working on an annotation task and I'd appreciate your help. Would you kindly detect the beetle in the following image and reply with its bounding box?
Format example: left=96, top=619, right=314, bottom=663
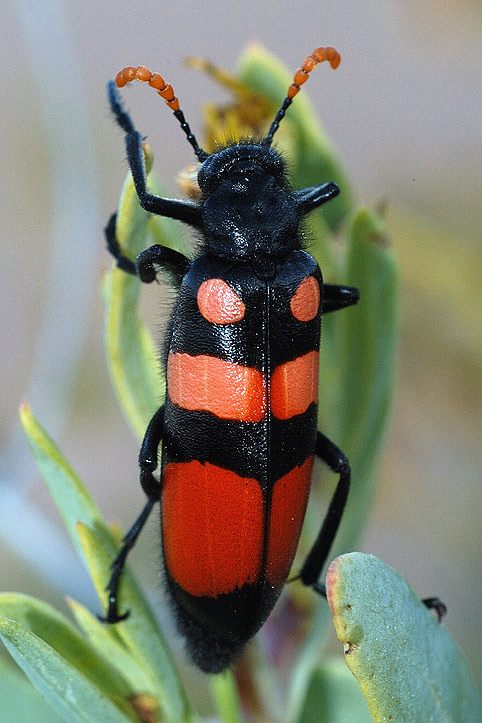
left=102, top=46, right=361, bottom=674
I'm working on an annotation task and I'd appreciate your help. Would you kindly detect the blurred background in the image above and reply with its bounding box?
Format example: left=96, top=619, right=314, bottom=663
left=1, top=0, right=480, bottom=693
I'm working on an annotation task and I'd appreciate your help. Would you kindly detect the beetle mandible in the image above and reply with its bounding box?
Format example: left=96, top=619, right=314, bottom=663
left=103, top=46, right=361, bottom=674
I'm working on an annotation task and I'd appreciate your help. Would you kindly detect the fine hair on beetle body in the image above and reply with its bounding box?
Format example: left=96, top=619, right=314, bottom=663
left=102, top=46, right=365, bottom=674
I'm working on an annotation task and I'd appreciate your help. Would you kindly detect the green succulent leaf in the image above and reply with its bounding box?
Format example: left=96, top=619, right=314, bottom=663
left=19, top=403, right=191, bottom=722
left=327, top=553, right=482, bottom=722
left=19, top=402, right=108, bottom=561
left=76, top=523, right=191, bottom=722
left=0, top=594, right=130, bottom=704
left=333, top=206, right=399, bottom=551
left=296, top=658, right=372, bottom=723
left=68, top=598, right=164, bottom=708
left=0, top=658, right=64, bottom=723
left=0, top=616, right=134, bottom=723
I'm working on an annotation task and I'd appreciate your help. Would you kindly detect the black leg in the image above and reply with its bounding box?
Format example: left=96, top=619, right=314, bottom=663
left=108, top=81, right=203, bottom=228
left=104, top=212, right=137, bottom=275
left=294, top=182, right=340, bottom=214
left=297, top=432, right=351, bottom=587
left=136, top=245, right=191, bottom=285
left=323, top=284, right=360, bottom=313
left=139, top=405, right=165, bottom=500
left=100, top=405, right=165, bottom=624
left=99, top=499, right=155, bottom=623
left=422, top=597, right=447, bottom=622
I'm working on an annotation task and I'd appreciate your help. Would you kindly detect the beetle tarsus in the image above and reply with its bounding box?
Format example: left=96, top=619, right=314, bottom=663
left=423, top=597, right=447, bottom=622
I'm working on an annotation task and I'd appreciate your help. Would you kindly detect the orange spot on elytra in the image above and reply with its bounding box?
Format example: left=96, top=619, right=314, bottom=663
left=167, top=352, right=266, bottom=422
left=270, top=351, right=319, bottom=420
left=162, top=461, right=264, bottom=597
left=266, top=457, right=314, bottom=587
left=290, top=275, right=320, bottom=322
left=197, top=278, right=245, bottom=324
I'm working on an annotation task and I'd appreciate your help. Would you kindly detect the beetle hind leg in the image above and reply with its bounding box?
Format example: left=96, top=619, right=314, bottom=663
left=99, top=498, right=155, bottom=623
left=297, top=432, right=350, bottom=588
left=99, top=406, right=165, bottom=624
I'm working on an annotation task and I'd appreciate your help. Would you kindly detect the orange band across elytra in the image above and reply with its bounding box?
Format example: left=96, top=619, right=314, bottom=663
left=167, top=352, right=267, bottom=422
left=270, top=351, right=319, bottom=419
left=162, top=461, right=264, bottom=597
left=266, top=456, right=314, bottom=587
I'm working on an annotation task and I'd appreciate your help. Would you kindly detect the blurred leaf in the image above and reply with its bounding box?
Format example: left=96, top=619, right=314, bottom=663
left=334, top=206, right=399, bottom=548
left=210, top=670, right=243, bottom=723
left=0, top=616, right=133, bottom=723
left=20, top=403, right=191, bottom=722
left=76, top=523, right=192, bottom=722
left=0, top=594, right=130, bottom=705
left=327, top=553, right=482, bottom=722
left=19, top=402, right=107, bottom=561
left=296, top=658, right=372, bottom=723
left=0, top=658, right=64, bottom=723
left=68, top=599, right=162, bottom=709
left=103, top=150, right=162, bottom=440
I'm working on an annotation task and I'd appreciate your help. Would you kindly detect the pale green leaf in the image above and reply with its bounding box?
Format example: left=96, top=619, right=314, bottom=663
left=0, top=658, right=64, bottom=723
left=0, top=617, right=133, bottom=723
left=296, top=657, right=372, bottom=723
left=0, top=594, right=129, bottom=703
left=19, top=402, right=108, bottom=561
left=76, top=523, right=192, bottom=722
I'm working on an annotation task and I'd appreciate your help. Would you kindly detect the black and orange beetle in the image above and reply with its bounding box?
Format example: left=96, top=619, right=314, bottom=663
left=103, top=47, right=361, bottom=674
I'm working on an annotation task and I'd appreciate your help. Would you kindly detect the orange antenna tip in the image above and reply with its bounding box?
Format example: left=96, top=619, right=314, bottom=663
left=264, top=44, right=341, bottom=146
left=112, top=63, right=207, bottom=161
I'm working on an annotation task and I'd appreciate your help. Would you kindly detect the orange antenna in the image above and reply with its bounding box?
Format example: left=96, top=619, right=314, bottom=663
left=115, top=65, right=208, bottom=161
left=264, top=46, right=341, bottom=146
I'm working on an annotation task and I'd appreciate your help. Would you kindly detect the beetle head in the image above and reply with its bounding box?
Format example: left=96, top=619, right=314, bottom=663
left=199, top=145, right=300, bottom=267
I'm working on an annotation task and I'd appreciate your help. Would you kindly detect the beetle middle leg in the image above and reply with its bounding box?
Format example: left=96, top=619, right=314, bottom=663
left=323, top=283, right=360, bottom=313
left=100, top=405, right=165, bottom=623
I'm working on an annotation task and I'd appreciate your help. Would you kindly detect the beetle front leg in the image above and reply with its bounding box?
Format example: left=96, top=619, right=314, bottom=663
left=108, top=81, right=203, bottom=228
